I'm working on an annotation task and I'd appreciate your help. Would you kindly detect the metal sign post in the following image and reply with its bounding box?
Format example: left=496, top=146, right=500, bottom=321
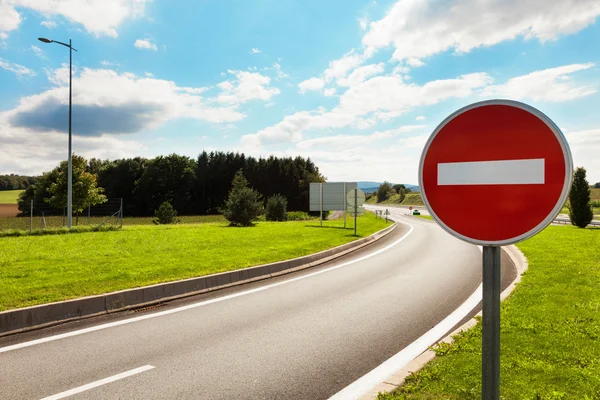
left=344, top=182, right=347, bottom=228
left=482, top=246, right=501, bottom=400
left=320, top=183, right=323, bottom=227
left=354, top=188, right=358, bottom=236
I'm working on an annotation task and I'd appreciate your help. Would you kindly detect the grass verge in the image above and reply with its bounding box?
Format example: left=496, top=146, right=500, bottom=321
left=0, top=212, right=390, bottom=311
left=378, top=225, right=600, bottom=399
left=0, top=190, right=22, bottom=204
left=366, top=192, right=424, bottom=206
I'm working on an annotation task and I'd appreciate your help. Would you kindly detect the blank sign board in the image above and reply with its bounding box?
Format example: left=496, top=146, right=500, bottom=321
left=309, top=182, right=358, bottom=211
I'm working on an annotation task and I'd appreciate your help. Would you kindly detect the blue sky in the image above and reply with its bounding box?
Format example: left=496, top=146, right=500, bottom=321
left=1, top=0, right=599, bottom=184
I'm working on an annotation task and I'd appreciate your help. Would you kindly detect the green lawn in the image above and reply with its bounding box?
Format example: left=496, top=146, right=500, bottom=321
left=0, top=190, right=22, bottom=204
left=0, top=212, right=391, bottom=311
left=379, top=225, right=600, bottom=399
left=415, top=215, right=433, bottom=221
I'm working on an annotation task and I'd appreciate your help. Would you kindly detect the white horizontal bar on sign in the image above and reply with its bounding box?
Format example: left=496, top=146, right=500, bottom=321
left=437, top=159, right=545, bottom=186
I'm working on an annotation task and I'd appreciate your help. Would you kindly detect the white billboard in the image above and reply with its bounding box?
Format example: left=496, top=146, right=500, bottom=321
left=309, top=182, right=358, bottom=211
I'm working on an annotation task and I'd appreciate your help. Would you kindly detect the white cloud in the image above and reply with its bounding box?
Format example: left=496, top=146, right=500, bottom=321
left=31, top=45, right=44, bottom=58
left=296, top=125, right=426, bottom=151
left=0, top=117, right=146, bottom=175
left=482, top=63, right=596, bottom=102
left=144, top=72, right=154, bottom=78
left=323, top=88, right=337, bottom=97
left=416, top=116, right=425, bottom=121
left=243, top=72, right=490, bottom=147
left=362, top=0, right=600, bottom=62
left=564, top=129, right=600, bottom=183
left=40, top=20, right=57, bottom=29
left=406, top=58, right=425, bottom=67
left=298, top=77, right=325, bottom=93
left=5, top=0, right=149, bottom=38
left=100, top=60, right=119, bottom=67
left=0, top=58, right=36, bottom=78
left=323, top=49, right=369, bottom=82
left=337, top=63, right=385, bottom=87
left=3, top=67, right=244, bottom=138
left=134, top=38, right=157, bottom=51
left=216, top=70, right=280, bottom=105
left=272, top=63, right=289, bottom=79
left=250, top=48, right=261, bottom=54
left=0, top=2, right=21, bottom=39
left=359, top=18, right=368, bottom=31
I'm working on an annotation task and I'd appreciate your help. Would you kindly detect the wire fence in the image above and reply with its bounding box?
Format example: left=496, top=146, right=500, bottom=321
left=0, top=198, right=123, bottom=232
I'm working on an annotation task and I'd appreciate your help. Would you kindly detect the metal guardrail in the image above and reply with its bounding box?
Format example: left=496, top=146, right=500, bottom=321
left=554, top=217, right=600, bottom=227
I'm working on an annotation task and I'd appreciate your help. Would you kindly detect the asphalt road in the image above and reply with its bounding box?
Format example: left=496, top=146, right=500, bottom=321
left=0, top=209, right=485, bottom=400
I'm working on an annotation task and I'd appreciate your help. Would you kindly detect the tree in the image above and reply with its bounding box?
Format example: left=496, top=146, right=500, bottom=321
left=153, top=201, right=179, bottom=224
left=266, top=194, right=288, bottom=221
left=46, top=155, right=107, bottom=223
left=222, top=170, right=263, bottom=226
left=568, top=167, right=593, bottom=228
left=377, top=182, right=393, bottom=202
left=392, top=184, right=406, bottom=194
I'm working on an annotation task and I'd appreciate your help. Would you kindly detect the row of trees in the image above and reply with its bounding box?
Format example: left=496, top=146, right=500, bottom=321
left=0, top=174, right=37, bottom=191
left=17, top=152, right=325, bottom=216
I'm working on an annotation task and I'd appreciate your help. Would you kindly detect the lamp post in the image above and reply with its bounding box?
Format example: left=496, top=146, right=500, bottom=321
left=38, top=37, right=77, bottom=228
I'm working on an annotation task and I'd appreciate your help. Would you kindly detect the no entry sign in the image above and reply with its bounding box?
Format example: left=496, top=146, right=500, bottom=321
left=419, top=100, right=572, bottom=246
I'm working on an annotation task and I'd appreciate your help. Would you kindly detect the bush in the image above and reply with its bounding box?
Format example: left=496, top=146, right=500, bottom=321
left=569, top=167, right=593, bottom=228
left=377, top=181, right=393, bottom=202
left=222, top=170, right=263, bottom=226
left=153, top=201, right=179, bottom=225
left=266, top=194, right=288, bottom=221
left=287, top=211, right=313, bottom=221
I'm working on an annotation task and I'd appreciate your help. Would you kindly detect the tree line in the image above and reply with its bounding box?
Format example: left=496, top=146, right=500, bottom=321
left=0, top=174, right=37, bottom=191
left=18, top=152, right=325, bottom=216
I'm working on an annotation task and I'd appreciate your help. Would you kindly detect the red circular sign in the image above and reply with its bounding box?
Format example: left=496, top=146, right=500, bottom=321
left=409, top=206, right=413, bottom=210
left=419, top=100, right=572, bottom=245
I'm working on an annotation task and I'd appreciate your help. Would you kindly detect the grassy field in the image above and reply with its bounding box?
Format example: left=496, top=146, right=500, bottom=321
left=366, top=192, right=424, bottom=206
left=0, top=212, right=390, bottom=311
left=379, top=225, right=600, bottom=399
left=0, top=190, right=22, bottom=204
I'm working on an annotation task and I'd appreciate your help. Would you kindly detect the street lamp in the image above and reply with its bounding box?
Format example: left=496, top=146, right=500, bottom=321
left=38, top=37, right=77, bottom=228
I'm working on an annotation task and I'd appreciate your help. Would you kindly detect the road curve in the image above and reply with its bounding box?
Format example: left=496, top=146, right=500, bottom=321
left=0, top=209, right=481, bottom=400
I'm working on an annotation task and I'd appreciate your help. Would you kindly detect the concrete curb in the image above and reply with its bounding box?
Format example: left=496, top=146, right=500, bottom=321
left=361, top=244, right=529, bottom=399
left=0, top=221, right=398, bottom=337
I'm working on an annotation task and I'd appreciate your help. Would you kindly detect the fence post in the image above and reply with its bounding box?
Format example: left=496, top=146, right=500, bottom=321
left=120, top=198, right=124, bottom=228
left=88, top=203, right=91, bottom=225
left=30, top=199, right=33, bottom=234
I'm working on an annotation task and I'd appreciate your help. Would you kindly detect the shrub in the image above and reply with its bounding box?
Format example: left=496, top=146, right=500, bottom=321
left=153, top=201, right=179, bottom=225
left=222, top=170, right=263, bottom=226
left=265, top=194, right=288, bottom=221
left=569, top=167, right=593, bottom=228
left=377, top=181, right=393, bottom=202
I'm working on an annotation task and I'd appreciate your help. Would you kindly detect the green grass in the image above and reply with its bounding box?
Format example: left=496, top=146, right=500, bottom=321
left=366, top=192, right=424, bottom=206
left=0, top=212, right=390, bottom=311
left=378, top=225, right=600, bottom=400
left=0, top=190, right=22, bottom=204
left=415, top=215, right=433, bottom=220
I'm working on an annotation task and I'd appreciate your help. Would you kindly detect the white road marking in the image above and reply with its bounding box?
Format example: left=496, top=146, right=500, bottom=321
left=438, top=158, right=545, bottom=185
left=0, top=223, right=414, bottom=354
left=39, top=365, right=155, bottom=400
left=329, top=283, right=483, bottom=400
